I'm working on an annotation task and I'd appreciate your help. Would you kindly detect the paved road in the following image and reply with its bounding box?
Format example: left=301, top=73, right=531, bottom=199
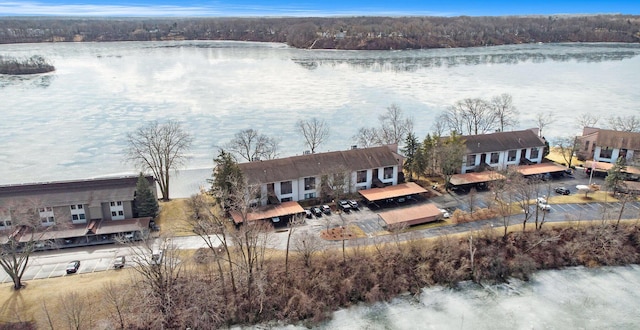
left=0, top=236, right=214, bottom=284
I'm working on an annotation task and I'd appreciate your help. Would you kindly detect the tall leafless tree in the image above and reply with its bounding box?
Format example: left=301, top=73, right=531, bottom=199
left=576, top=113, right=599, bottom=129
left=102, top=281, right=131, bottom=330
left=535, top=111, right=554, bottom=138
left=126, top=235, right=183, bottom=328
left=186, top=193, right=237, bottom=301
left=352, top=127, right=380, bottom=148
left=490, top=93, right=519, bottom=132
left=296, top=118, right=330, bottom=153
left=125, top=120, right=193, bottom=201
left=440, top=98, right=496, bottom=135
left=293, top=231, right=323, bottom=268
left=226, top=128, right=279, bottom=162
left=607, top=115, right=640, bottom=132
left=555, top=136, right=580, bottom=168
left=58, top=291, right=95, bottom=330
left=378, top=104, right=414, bottom=145
left=353, top=104, right=413, bottom=147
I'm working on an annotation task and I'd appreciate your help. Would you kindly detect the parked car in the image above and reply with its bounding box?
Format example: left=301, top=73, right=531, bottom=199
left=321, top=205, right=331, bottom=215
left=338, top=200, right=351, bottom=212
left=113, top=256, right=125, bottom=269
left=555, top=186, right=570, bottom=195
left=304, top=209, right=313, bottom=219
left=536, top=196, right=548, bottom=204
left=311, top=207, right=323, bottom=217
left=439, top=208, right=451, bottom=219
left=66, top=260, right=80, bottom=274
left=537, top=201, right=551, bottom=211
left=348, top=200, right=359, bottom=209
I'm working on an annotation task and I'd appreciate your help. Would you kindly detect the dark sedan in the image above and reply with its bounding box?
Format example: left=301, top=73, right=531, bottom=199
left=555, top=187, right=570, bottom=195
left=311, top=207, right=323, bottom=217
left=66, top=260, right=80, bottom=274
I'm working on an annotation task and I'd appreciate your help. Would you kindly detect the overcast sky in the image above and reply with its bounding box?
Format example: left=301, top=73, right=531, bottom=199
left=0, top=1, right=638, bottom=17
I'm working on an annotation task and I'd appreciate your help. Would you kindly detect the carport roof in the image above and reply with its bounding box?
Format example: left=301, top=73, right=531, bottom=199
left=17, top=217, right=151, bottom=242
left=358, top=182, right=427, bottom=202
left=450, top=172, right=504, bottom=186
left=517, top=163, right=568, bottom=176
left=230, top=201, right=304, bottom=224
left=96, top=217, right=151, bottom=235
left=585, top=161, right=640, bottom=175
left=378, top=203, right=441, bottom=226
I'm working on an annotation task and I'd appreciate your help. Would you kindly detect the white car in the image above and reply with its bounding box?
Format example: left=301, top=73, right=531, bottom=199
left=439, top=208, right=451, bottom=219
left=536, top=197, right=547, bottom=204
left=537, top=201, right=551, bottom=211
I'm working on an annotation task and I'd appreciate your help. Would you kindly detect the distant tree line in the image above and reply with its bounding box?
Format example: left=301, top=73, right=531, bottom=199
left=0, top=15, right=638, bottom=49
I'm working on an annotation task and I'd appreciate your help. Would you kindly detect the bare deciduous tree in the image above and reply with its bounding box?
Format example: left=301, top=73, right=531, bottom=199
left=576, top=113, right=599, bottom=129
left=378, top=104, right=414, bottom=145
left=102, top=281, right=130, bottom=330
left=607, top=115, right=640, bottom=132
left=0, top=200, right=61, bottom=290
left=58, top=291, right=94, bottom=330
left=125, top=120, right=193, bottom=201
left=535, top=111, right=554, bottom=138
left=353, top=104, right=413, bottom=147
left=555, top=136, right=580, bottom=168
left=490, top=93, right=519, bottom=132
left=126, top=235, right=183, bottom=328
left=442, top=98, right=496, bottom=135
left=352, top=127, right=380, bottom=148
left=296, top=118, right=330, bottom=153
left=226, top=128, right=280, bottom=161
left=293, top=231, right=323, bottom=268
left=319, top=165, right=353, bottom=202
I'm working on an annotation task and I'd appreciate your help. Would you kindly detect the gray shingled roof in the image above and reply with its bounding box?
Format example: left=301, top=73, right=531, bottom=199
left=0, top=176, right=154, bottom=207
left=463, top=129, right=545, bottom=154
left=238, top=146, right=400, bottom=184
left=594, top=129, right=640, bottom=150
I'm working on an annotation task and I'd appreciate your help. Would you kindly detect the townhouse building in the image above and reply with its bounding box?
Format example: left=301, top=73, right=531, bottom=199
left=0, top=175, right=156, bottom=245
left=237, top=145, right=403, bottom=206
left=460, top=128, right=546, bottom=174
left=577, top=127, right=640, bottom=165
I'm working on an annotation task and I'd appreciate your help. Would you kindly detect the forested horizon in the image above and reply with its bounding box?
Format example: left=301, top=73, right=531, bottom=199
left=0, top=14, right=639, bottom=50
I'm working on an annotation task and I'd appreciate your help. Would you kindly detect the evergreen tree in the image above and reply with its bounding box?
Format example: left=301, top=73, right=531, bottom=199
left=401, top=132, right=420, bottom=181
left=209, top=149, right=244, bottom=209
left=605, top=157, right=627, bottom=195
left=134, top=172, right=159, bottom=218
left=437, top=132, right=467, bottom=191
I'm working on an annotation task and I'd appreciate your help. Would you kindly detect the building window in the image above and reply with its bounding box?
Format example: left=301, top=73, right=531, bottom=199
left=357, top=170, right=367, bottom=183
left=383, top=166, right=394, bottom=179
left=281, top=197, right=292, bottom=202
left=304, top=177, right=316, bottom=190
left=70, top=204, right=86, bottom=223
left=599, top=147, right=613, bottom=159
left=304, top=192, right=316, bottom=199
left=280, top=181, right=292, bottom=195
left=507, top=150, right=517, bottom=162
left=530, top=147, right=540, bottom=159
left=110, top=201, right=125, bottom=220
left=39, top=207, right=55, bottom=226
left=490, top=152, right=500, bottom=164
left=584, top=140, right=590, bottom=151
left=466, top=154, right=476, bottom=166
